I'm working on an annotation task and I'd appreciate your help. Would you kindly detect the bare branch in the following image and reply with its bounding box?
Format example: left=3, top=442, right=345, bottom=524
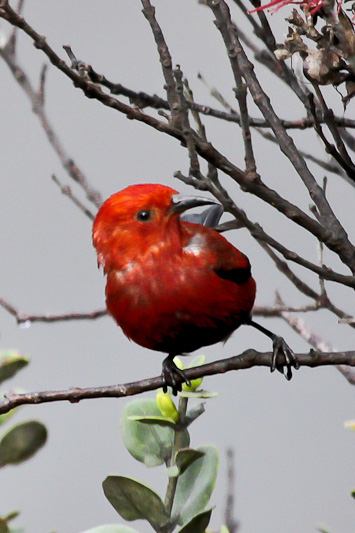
left=0, top=297, right=107, bottom=324
left=276, top=293, right=355, bottom=385
left=308, top=92, right=355, bottom=184
left=253, top=304, right=319, bottom=316
left=232, top=0, right=312, bottom=110
left=173, top=65, right=201, bottom=179
left=256, top=241, right=355, bottom=327
left=0, top=2, right=185, bottom=140
left=207, top=0, right=355, bottom=273
left=0, top=34, right=102, bottom=207
left=0, top=349, right=354, bottom=415
left=141, top=0, right=180, bottom=127
left=210, top=6, right=257, bottom=176
left=224, top=449, right=239, bottom=533
left=51, top=175, right=96, bottom=221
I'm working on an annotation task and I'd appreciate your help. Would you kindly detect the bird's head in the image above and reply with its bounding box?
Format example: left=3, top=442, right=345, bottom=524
left=92, top=183, right=217, bottom=272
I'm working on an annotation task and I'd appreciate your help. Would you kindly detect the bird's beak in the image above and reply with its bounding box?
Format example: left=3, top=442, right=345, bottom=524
left=170, top=193, right=219, bottom=215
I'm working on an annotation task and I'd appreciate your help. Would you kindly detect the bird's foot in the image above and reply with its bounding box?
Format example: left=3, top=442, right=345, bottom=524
left=162, top=356, right=191, bottom=396
left=271, top=336, right=299, bottom=381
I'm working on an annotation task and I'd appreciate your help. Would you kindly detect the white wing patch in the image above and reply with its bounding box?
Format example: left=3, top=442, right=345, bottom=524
left=183, top=233, right=206, bottom=257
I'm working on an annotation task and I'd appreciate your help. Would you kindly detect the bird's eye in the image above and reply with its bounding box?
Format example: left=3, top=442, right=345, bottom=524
left=137, top=210, right=152, bottom=222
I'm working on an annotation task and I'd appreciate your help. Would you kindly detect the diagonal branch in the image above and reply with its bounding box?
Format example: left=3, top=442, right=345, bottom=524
left=232, top=0, right=311, bottom=110
left=308, top=93, right=355, bottom=184
left=51, top=175, right=95, bottom=221
left=207, top=0, right=355, bottom=273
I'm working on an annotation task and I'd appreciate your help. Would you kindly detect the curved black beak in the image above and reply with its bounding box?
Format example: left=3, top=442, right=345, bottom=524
left=170, top=193, right=219, bottom=216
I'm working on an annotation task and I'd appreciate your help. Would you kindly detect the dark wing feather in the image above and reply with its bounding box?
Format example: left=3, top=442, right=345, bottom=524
left=215, top=263, right=251, bottom=285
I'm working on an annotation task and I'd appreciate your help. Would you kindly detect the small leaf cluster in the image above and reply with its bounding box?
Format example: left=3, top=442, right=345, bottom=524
left=82, top=356, right=228, bottom=533
left=0, top=350, right=48, bottom=533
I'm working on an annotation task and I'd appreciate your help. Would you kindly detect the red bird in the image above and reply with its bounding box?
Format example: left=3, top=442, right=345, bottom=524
left=93, top=184, right=297, bottom=393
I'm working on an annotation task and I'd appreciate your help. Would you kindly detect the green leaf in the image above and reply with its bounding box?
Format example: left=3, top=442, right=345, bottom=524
left=121, top=399, right=189, bottom=467
left=80, top=524, right=139, bottom=533
left=220, top=526, right=230, bottom=533
left=181, top=355, right=205, bottom=392
left=0, top=518, right=9, bottom=533
left=178, top=508, right=212, bottom=533
left=3, top=512, right=19, bottom=523
left=156, top=390, right=179, bottom=422
left=0, top=421, right=47, bottom=467
left=172, top=445, right=218, bottom=525
left=0, top=395, right=19, bottom=426
left=103, top=476, right=169, bottom=532
left=128, top=416, right=177, bottom=428
left=0, top=351, right=29, bottom=385
left=0, top=512, right=22, bottom=533
left=0, top=411, right=16, bottom=427
left=167, top=448, right=205, bottom=478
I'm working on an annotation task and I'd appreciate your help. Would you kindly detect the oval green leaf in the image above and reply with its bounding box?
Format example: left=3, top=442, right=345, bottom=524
left=0, top=407, right=17, bottom=427
left=178, top=508, right=212, bottom=533
left=0, top=421, right=47, bottom=467
left=103, top=476, right=169, bottom=532
left=128, top=416, right=177, bottom=428
left=172, top=445, right=218, bottom=526
left=0, top=351, right=29, bottom=385
left=121, top=399, right=189, bottom=467
left=174, top=448, right=205, bottom=476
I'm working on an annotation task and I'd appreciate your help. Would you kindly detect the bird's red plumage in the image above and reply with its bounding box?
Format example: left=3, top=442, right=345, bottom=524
left=93, top=184, right=256, bottom=356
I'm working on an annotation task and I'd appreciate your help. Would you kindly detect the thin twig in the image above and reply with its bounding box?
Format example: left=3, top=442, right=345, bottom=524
left=0, top=297, right=107, bottom=324
left=276, top=293, right=355, bottom=385
left=0, top=35, right=102, bottom=207
left=225, top=449, right=239, bottom=533
left=232, top=0, right=311, bottom=111
left=174, top=65, right=201, bottom=179
left=52, top=175, right=95, bottom=221
left=312, top=83, right=355, bottom=182
left=212, top=8, right=257, bottom=176
left=308, top=93, right=355, bottom=184
left=183, top=77, right=219, bottom=181
left=141, top=0, right=180, bottom=127
left=256, top=241, right=355, bottom=327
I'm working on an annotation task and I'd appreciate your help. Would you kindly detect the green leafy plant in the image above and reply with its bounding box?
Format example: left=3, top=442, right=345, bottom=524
left=0, top=350, right=47, bottom=533
left=84, top=356, right=227, bottom=533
